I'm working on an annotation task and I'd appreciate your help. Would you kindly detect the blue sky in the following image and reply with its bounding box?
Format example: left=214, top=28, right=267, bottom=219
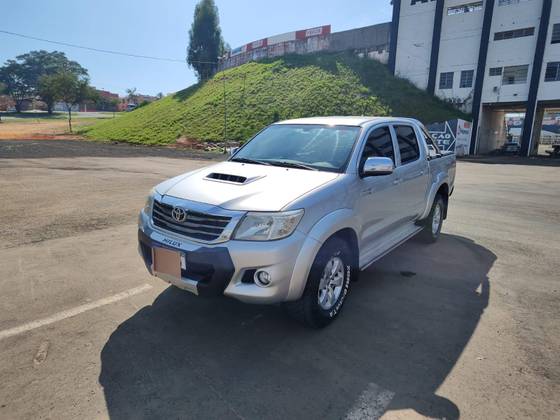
left=1, top=0, right=392, bottom=96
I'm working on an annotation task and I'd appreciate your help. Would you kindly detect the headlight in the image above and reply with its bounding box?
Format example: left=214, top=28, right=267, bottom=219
left=143, top=188, right=155, bottom=214
left=233, top=209, right=304, bottom=241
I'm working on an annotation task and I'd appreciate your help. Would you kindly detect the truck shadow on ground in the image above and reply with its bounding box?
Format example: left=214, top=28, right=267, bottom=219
left=99, top=233, right=494, bottom=419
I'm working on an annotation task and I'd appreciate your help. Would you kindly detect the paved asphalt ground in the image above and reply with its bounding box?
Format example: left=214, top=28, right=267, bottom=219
left=0, top=140, right=559, bottom=420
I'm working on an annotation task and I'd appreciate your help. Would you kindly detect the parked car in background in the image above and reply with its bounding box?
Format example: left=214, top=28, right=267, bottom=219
left=138, top=116, right=456, bottom=327
left=126, top=103, right=137, bottom=112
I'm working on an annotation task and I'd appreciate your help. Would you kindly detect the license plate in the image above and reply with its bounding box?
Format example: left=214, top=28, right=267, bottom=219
left=153, top=247, right=183, bottom=279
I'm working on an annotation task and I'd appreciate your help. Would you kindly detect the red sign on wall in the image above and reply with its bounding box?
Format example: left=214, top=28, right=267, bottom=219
left=246, top=38, right=268, bottom=51
left=296, top=25, right=331, bottom=40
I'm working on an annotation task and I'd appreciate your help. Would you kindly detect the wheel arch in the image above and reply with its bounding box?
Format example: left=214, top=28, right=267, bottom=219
left=287, top=210, right=359, bottom=301
left=436, top=183, right=449, bottom=219
left=420, top=177, right=450, bottom=220
left=329, top=228, right=359, bottom=276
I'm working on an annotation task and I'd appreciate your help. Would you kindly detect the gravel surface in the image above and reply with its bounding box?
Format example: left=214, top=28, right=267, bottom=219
left=0, top=139, right=224, bottom=160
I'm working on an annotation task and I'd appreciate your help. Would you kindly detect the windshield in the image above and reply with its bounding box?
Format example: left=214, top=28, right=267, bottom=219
left=232, top=124, right=361, bottom=172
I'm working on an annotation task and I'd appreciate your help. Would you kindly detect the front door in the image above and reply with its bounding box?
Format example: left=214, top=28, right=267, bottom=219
left=354, top=125, right=402, bottom=266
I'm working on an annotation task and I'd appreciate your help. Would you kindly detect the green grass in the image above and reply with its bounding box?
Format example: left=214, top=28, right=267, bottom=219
left=82, top=52, right=469, bottom=145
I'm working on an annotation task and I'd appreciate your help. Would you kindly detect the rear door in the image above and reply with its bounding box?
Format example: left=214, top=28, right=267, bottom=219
left=392, top=124, right=430, bottom=220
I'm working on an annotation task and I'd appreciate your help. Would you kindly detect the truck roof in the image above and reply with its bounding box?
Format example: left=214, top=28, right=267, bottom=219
left=275, top=116, right=422, bottom=127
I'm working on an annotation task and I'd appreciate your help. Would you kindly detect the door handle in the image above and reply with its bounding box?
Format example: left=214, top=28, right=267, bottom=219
left=361, top=187, right=373, bottom=196
left=393, top=179, right=401, bottom=185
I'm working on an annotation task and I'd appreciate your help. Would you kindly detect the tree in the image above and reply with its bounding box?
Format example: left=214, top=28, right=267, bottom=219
left=126, top=87, right=138, bottom=105
left=95, top=95, right=119, bottom=112
left=37, top=75, right=59, bottom=114
left=0, top=60, right=32, bottom=112
left=187, top=0, right=225, bottom=81
left=45, top=72, right=95, bottom=132
left=0, top=50, right=88, bottom=114
left=156, top=92, right=164, bottom=100
left=0, top=82, right=4, bottom=123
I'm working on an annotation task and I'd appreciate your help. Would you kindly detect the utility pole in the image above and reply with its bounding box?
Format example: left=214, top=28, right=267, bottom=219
left=223, top=76, right=227, bottom=153
left=223, top=77, right=227, bottom=140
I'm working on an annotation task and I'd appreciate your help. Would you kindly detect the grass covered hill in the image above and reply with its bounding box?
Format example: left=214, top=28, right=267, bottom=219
left=83, top=53, right=469, bottom=145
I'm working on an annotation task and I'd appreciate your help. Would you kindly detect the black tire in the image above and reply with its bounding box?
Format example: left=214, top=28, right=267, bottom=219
left=419, top=194, right=445, bottom=243
left=284, top=237, right=353, bottom=328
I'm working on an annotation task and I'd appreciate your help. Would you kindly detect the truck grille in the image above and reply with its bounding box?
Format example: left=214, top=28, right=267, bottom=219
left=152, top=200, right=232, bottom=242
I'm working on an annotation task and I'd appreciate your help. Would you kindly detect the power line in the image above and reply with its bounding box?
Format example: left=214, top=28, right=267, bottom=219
left=0, top=29, right=218, bottom=64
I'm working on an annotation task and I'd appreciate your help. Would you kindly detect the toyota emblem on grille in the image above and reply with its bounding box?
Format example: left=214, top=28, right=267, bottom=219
left=171, top=206, right=188, bottom=223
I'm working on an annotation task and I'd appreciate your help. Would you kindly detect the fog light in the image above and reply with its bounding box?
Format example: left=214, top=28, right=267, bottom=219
left=254, top=270, right=271, bottom=287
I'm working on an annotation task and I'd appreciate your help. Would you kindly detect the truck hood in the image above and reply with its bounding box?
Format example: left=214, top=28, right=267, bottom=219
left=159, top=161, right=339, bottom=211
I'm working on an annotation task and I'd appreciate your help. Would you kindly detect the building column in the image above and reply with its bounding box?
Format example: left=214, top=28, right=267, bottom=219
left=427, top=0, right=445, bottom=94
left=520, top=0, right=552, bottom=156
left=530, top=104, right=545, bottom=155
left=469, top=0, right=495, bottom=155
left=388, top=0, right=401, bottom=75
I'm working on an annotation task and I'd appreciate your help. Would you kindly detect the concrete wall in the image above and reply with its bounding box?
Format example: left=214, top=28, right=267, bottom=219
left=394, top=0, right=437, bottom=90
left=478, top=106, right=507, bottom=153
left=538, top=0, right=560, bottom=101
left=217, top=23, right=390, bottom=72
left=394, top=0, right=560, bottom=110
left=434, top=0, right=485, bottom=112
left=328, top=23, right=391, bottom=53
left=481, top=0, right=543, bottom=104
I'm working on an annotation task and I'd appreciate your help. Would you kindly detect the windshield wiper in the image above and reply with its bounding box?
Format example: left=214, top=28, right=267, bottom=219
left=230, top=157, right=271, bottom=166
left=265, top=160, right=318, bottom=171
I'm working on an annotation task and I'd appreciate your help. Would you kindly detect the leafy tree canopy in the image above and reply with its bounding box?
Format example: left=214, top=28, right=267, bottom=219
left=42, top=72, right=96, bottom=131
left=187, top=0, right=225, bottom=81
left=0, top=50, right=88, bottom=112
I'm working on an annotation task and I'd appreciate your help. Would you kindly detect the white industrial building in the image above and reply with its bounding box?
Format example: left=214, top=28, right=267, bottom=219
left=388, top=0, right=558, bottom=155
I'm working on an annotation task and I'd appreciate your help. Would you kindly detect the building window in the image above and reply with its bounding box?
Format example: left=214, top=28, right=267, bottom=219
left=489, top=67, right=503, bottom=76
left=439, top=72, right=454, bottom=89
left=502, top=65, right=529, bottom=85
left=448, top=1, right=483, bottom=15
left=545, top=62, right=560, bottom=82
left=494, top=27, right=535, bottom=41
left=498, top=0, right=533, bottom=5
left=410, top=0, right=436, bottom=5
left=460, top=70, right=474, bottom=88
left=552, top=24, right=560, bottom=44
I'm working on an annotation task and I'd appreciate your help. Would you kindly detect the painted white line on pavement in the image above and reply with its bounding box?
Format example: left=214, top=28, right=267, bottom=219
left=345, top=382, right=396, bottom=420
left=0, top=284, right=153, bottom=341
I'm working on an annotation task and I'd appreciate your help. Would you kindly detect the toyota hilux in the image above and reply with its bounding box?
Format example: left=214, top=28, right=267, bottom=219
left=138, top=116, right=456, bottom=327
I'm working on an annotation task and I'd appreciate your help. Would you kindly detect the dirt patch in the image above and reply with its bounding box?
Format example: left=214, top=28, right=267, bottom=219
left=0, top=118, right=94, bottom=140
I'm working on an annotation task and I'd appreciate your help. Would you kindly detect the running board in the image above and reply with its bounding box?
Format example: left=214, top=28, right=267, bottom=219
left=359, top=225, right=423, bottom=271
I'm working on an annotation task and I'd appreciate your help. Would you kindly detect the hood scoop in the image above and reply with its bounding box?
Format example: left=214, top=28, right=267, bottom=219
left=205, top=172, right=264, bottom=185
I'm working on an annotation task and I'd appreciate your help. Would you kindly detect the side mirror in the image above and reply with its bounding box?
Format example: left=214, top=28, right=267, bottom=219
left=228, top=147, right=239, bottom=157
left=361, top=156, right=394, bottom=177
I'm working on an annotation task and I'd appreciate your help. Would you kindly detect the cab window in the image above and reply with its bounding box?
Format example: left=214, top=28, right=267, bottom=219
left=394, top=125, right=420, bottom=164
left=360, top=126, right=395, bottom=169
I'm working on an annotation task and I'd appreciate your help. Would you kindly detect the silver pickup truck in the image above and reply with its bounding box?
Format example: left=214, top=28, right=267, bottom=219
left=138, top=116, right=456, bottom=327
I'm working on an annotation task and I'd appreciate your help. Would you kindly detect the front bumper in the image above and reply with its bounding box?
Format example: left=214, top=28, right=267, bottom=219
left=138, top=209, right=309, bottom=304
